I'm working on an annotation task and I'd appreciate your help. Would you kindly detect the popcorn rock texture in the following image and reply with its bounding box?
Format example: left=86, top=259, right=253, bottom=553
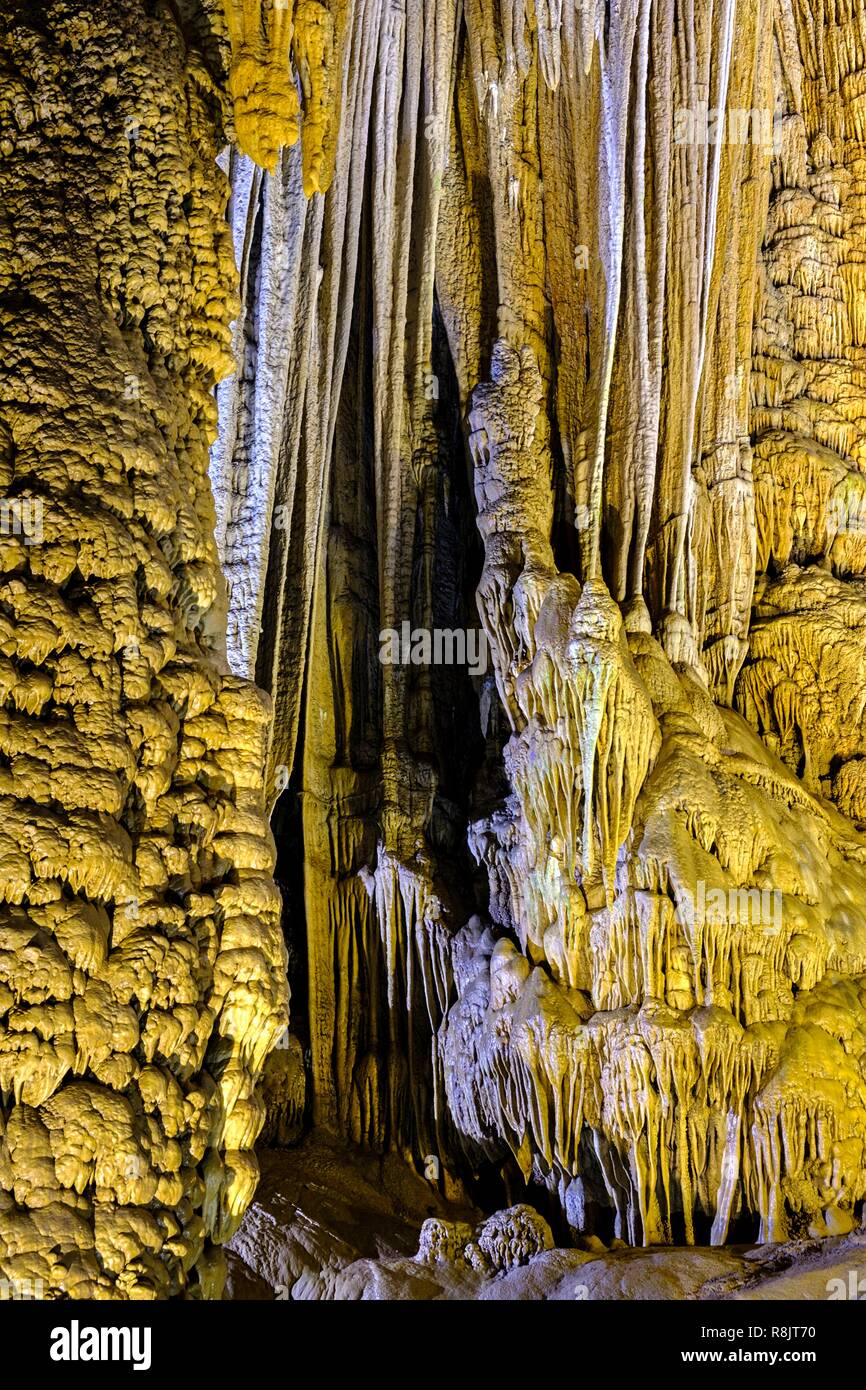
left=211, top=0, right=866, bottom=1258
left=0, top=0, right=289, bottom=1297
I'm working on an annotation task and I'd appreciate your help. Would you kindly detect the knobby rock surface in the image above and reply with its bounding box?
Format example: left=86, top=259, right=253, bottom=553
left=5, top=0, right=866, bottom=1302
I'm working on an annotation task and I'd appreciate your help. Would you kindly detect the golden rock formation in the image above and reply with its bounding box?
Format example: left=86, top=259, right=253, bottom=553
left=0, top=0, right=288, bottom=1297
left=212, top=0, right=866, bottom=1253
left=221, top=0, right=335, bottom=189
left=6, top=0, right=866, bottom=1302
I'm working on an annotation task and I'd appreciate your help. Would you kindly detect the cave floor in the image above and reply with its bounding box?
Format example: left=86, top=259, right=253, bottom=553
left=225, top=1136, right=866, bottom=1301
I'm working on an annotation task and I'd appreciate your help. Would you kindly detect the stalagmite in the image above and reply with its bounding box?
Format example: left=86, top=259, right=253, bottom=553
left=0, top=0, right=295, bottom=1298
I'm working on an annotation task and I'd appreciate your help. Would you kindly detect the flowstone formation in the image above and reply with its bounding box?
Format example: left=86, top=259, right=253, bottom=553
left=212, top=0, right=866, bottom=1257
left=0, top=0, right=313, bottom=1298
left=221, top=0, right=335, bottom=185
left=6, top=0, right=866, bottom=1306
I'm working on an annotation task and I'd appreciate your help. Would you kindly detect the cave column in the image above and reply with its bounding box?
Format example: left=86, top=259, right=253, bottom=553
left=0, top=0, right=287, bottom=1298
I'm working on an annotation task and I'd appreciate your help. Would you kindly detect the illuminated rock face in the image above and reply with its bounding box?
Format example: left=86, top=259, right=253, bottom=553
left=212, top=0, right=866, bottom=1252
left=6, top=0, right=866, bottom=1300
left=0, top=0, right=288, bottom=1296
left=220, top=0, right=334, bottom=189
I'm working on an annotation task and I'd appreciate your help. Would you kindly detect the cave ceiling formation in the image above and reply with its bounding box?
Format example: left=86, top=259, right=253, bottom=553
left=3, top=0, right=866, bottom=1300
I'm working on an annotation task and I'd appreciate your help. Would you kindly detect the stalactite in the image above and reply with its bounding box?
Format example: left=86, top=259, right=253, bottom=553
left=207, top=0, right=866, bottom=1249
left=220, top=0, right=337, bottom=185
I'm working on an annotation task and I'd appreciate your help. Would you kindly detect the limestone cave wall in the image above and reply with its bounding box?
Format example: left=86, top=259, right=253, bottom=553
left=0, top=0, right=288, bottom=1297
left=3, top=0, right=866, bottom=1299
left=212, top=0, right=866, bottom=1248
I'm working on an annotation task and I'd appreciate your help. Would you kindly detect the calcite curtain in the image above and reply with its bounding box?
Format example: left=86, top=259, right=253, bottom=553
left=3, top=0, right=866, bottom=1299
left=214, top=0, right=866, bottom=1248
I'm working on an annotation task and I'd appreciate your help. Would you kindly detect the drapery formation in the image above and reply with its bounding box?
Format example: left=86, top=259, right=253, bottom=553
left=213, top=0, right=866, bottom=1247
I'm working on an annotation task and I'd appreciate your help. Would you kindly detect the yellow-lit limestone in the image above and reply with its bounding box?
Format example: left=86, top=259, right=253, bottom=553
left=8, top=0, right=866, bottom=1298
left=210, top=0, right=866, bottom=1259
left=739, top=0, right=866, bottom=830
left=221, top=0, right=335, bottom=190
left=0, top=0, right=287, bottom=1297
